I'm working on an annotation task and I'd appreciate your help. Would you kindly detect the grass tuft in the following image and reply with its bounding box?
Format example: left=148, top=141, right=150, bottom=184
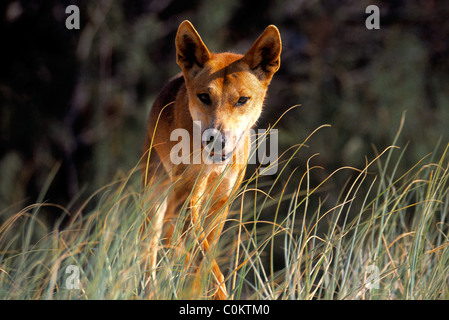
left=1, top=117, right=448, bottom=299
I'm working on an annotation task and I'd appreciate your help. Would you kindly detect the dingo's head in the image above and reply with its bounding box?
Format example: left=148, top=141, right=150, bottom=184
left=175, top=20, right=281, bottom=161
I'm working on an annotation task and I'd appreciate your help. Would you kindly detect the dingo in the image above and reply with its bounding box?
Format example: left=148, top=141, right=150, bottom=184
left=142, top=20, right=281, bottom=299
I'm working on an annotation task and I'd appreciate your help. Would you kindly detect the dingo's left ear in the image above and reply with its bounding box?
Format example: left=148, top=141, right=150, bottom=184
left=243, top=25, right=282, bottom=83
left=176, top=20, right=211, bottom=75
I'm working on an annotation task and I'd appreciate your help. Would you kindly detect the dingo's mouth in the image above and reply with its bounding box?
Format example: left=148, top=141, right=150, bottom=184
left=203, top=130, right=247, bottom=163
left=208, top=151, right=232, bottom=162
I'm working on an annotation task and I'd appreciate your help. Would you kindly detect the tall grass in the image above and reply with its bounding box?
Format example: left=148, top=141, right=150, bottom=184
left=1, top=119, right=448, bottom=299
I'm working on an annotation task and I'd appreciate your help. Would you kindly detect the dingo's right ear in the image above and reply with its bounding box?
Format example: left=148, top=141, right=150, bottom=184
left=176, top=20, right=211, bottom=76
left=243, top=25, right=282, bottom=84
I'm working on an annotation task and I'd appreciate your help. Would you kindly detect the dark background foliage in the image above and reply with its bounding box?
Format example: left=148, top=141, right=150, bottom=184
left=1, top=0, right=448, bottom=224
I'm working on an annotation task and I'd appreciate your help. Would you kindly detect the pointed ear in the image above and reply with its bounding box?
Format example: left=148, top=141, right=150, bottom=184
left=242, top=25, right=282, bottom=82
left=176, top=20, right=211, bottom=75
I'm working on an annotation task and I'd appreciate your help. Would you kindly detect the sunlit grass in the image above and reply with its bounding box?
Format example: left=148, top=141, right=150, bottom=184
left=1, top=117, right=448, bottom=299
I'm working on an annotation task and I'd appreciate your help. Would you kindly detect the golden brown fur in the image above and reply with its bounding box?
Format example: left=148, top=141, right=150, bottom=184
left=142, top=20, right=281, bottom=299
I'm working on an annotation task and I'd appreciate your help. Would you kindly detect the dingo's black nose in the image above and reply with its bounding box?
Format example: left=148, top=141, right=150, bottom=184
left=202, top=129, right=226, bottom=151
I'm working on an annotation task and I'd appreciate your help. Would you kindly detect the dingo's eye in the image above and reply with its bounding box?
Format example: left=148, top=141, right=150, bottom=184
left=197, top=93, right=211, bottom=105
left=236, top=96, right=250, bottom=106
